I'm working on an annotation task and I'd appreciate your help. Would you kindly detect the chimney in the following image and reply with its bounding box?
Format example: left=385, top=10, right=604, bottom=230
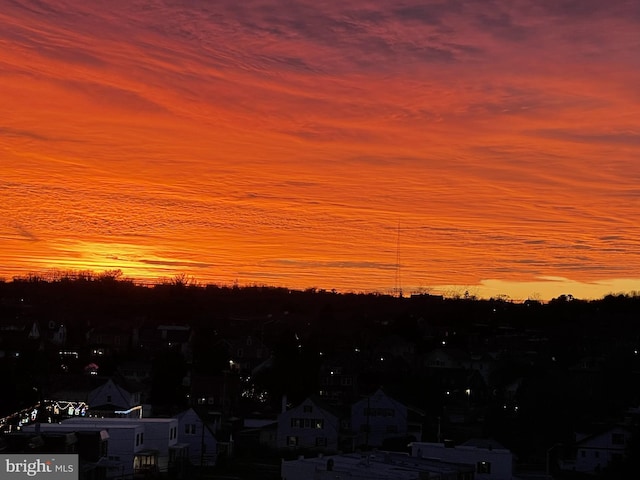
left=281, top=394, right=288, bottom=413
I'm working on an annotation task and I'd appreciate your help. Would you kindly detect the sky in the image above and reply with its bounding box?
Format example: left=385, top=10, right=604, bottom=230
left=1, top=0, right=639, bottom=301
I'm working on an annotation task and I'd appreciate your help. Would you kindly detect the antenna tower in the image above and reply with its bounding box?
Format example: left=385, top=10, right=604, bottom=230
left=395, top=222, right=402, bottom=297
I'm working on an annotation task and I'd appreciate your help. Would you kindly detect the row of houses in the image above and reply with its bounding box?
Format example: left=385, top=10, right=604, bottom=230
left=2, top=409, right=219, bottom=479
left=273, top=393, right=635, bottom=479
left=273, top=389, right=423, bottom=452
left=280, top=427, right=635, bottom=480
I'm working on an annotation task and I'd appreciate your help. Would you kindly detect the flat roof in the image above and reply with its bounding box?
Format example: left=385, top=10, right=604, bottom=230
left=283, top=451, right=474, bottom=479
left=63, top=417, right=176, bottom=424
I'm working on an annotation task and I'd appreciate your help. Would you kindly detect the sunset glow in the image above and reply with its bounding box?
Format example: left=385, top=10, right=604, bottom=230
left=1, top=0, right=639, bottom=300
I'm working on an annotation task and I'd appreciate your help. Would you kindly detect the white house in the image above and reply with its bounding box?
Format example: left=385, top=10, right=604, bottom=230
left=277, top=396, right=341, bottom=451
left=569, top=426, right=631, bottom=474
left=23, top=420, right=144, bottom=479
left=410, top=439, right=514, bottom=480
left=174, top=408, right=218, bottom=466
left=62, top=417, right=185, bottom=475
left=351, top=388, right=408, bottom=448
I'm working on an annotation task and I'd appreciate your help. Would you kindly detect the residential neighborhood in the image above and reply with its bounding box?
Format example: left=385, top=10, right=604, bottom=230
left=1, top=278, right=640, bottom=479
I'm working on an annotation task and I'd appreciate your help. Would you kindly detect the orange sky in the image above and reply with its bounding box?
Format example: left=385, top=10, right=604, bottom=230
left=1, top=0, right=639, bottom=300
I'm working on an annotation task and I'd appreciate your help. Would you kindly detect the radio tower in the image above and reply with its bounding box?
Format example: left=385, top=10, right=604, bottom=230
left=395, top=222, right=402, bottom=297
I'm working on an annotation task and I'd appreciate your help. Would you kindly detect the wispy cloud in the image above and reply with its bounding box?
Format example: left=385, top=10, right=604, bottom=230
left=0, top=0, right=638, bottom=298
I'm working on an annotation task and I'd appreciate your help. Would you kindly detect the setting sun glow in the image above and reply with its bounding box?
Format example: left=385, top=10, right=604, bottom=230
left=1, top=1, right=639, bottom=300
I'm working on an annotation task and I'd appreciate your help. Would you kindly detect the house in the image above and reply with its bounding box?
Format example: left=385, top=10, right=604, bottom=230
left=237, top=417, right=278, bottom=452
left=277, top=396, right=342, bottom=452
left=157, top=325, right=194, bottom=362
left=562, top=425, right=631, bottom=474
left=44, top=373, right=105, bottom=421
left=23, top=420, right=144, bottom=479
left=281, top=451, right=475, bottom=480
left=88, top=378, right=142, bottom=418
left=135, top=324, right=194, bottom=362
left=86, top=324, right=133, bottom=356
left=61, top=417, right=187, bottom=476
left=410, top=439, right=514, bottom=480
left=118, top=359, right=153, bottom=385
left=424, top=347, right=469, bottom=370
left=174, top=408, right=218, bottom=466
left=351, top=388, right=410, bottom=448
left=2, top=430, right=79, bottom=454
left=216, top=335, right=269, bottom=376
left=465, top=353, right=496, bottom=385
left=373, top=334, right=417, bottom=365
left=189, top=372, right=240, bottom=420
left=318, top=351, right=364, bottom=407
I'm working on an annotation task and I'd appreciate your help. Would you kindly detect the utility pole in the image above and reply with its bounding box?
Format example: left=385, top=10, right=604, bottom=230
left=365, top=395, right=370, bottom=449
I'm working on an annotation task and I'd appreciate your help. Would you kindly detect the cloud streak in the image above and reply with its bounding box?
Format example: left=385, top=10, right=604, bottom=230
left=0, top=0, right=639, bottom=299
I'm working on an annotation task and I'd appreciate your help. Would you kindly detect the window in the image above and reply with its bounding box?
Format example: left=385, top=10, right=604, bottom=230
left=136, top=433, right=141, bottom=446
left=581, top=450, right=586, bottom=458
left=477, top=461, right=491, bottom=474
left=107, top=395, right=112, bottom=403
left=185, top=424, right=196, bottom=435
left=287, top=436, right=298, bottom=447
left=303, top=405, right=313, bottom=413
left=364, top=408, right=395, bottom=417
left=595, top=451, right=599, bottom=458
left=612, top=433, right=626, bottom=445
left=316, top=437, right=327, bottom=446
left=291, top=418, right=323, bottom=429
left=237, top=348, right=244, bottom=357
